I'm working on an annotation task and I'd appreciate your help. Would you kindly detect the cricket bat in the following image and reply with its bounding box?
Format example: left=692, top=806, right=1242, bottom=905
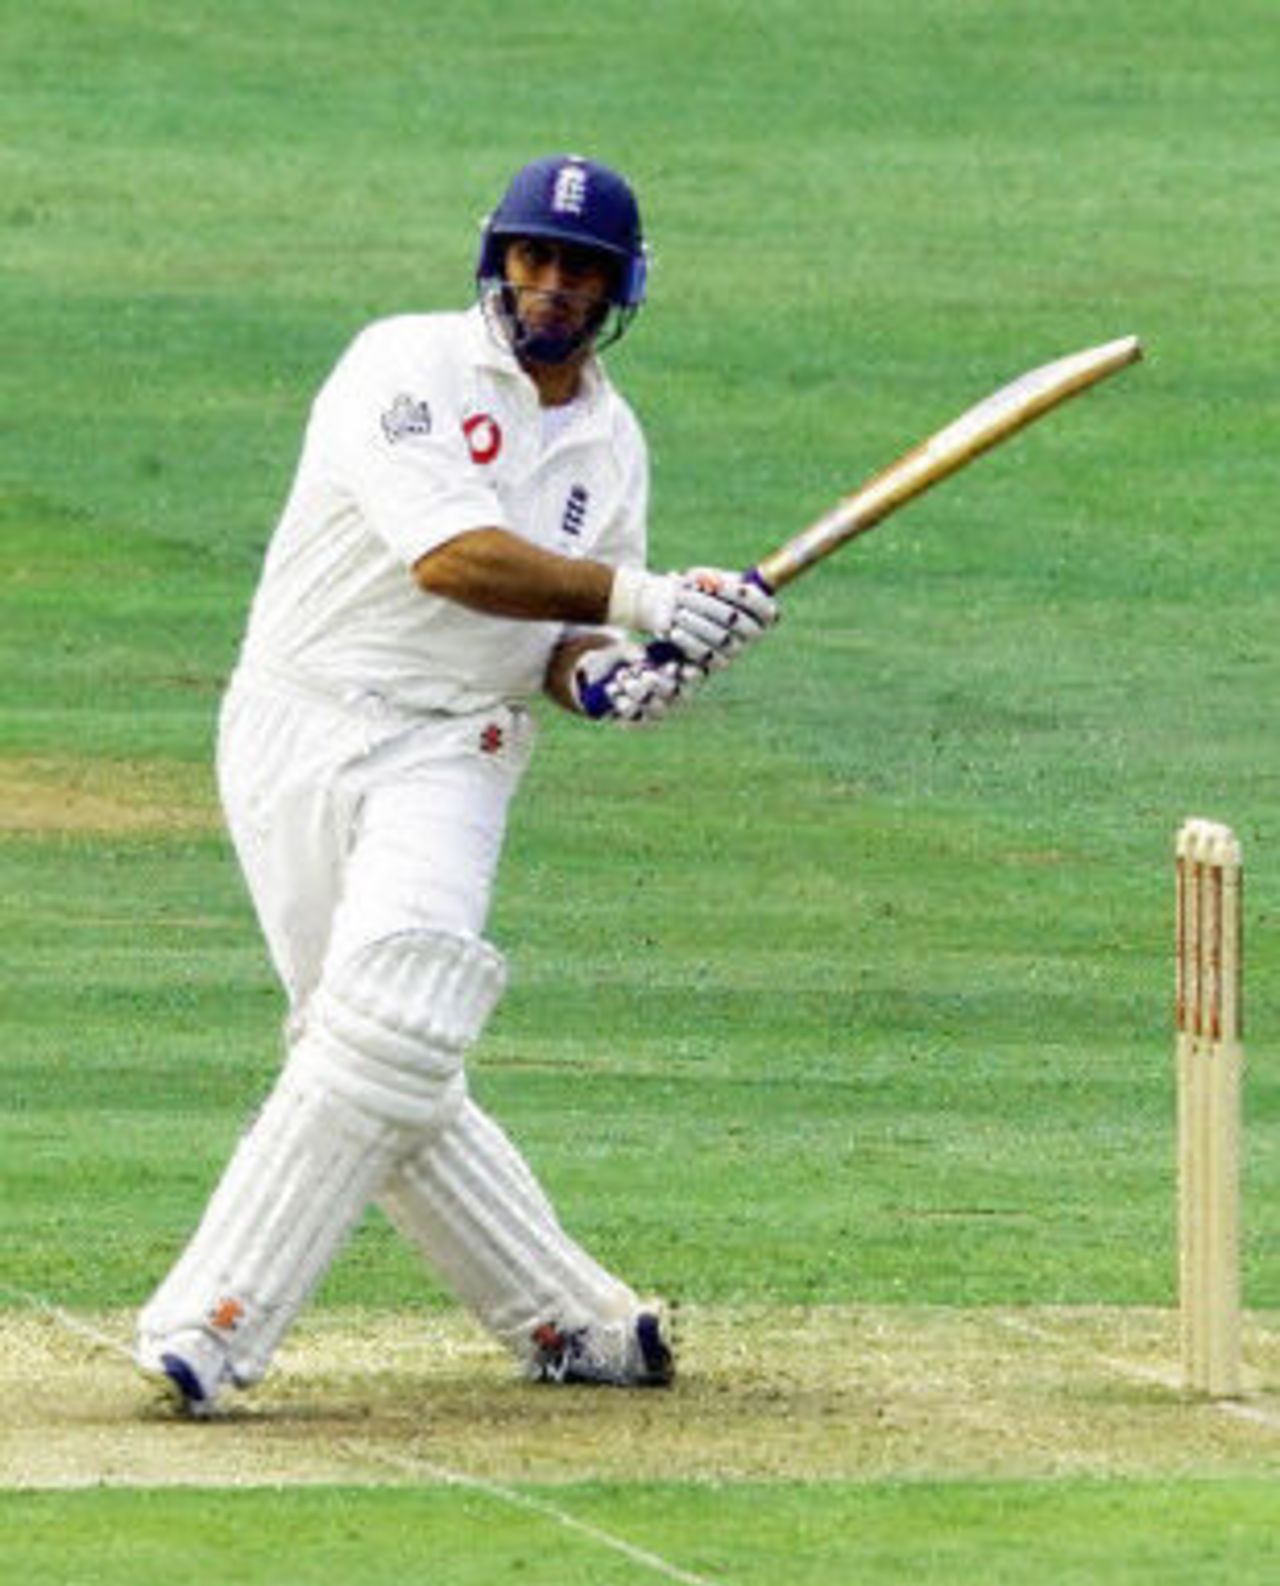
left=751, top=334, right=1143, bottom=592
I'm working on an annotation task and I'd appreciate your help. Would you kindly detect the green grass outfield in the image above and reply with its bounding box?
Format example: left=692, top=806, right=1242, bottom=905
left=5, top=1480, right=1280, bottom=1586
left=3, top=1, right=1279, bottom=1581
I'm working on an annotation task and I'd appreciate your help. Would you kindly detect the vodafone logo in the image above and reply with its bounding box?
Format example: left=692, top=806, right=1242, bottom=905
left=463, top=412, right=502, bottom=465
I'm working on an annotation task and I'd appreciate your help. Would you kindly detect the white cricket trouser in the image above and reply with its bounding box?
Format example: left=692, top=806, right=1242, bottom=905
left=215, top=670, right=528, bottom=1001
left=138, top=670, right=638, bottom=1383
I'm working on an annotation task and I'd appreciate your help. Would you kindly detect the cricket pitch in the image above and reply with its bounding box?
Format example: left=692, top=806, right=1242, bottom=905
left=3, top=1304, right=1277, bottom=1490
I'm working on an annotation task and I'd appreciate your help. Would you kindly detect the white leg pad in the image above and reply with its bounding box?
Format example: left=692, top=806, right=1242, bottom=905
left=138, top=1059, right=401, bottom=1384
left=139, top=928, right=507, bottom=1386
left=297, top=929, right=506, bottom=1129
left=380, top=1098, right=639, bottom=1366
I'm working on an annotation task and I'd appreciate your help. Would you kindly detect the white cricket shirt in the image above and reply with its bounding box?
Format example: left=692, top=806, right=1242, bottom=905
left=237, top=306, right=649, bottom=714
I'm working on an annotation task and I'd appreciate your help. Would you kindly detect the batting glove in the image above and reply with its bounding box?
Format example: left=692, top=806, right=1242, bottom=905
left=572, top=641, right=705, bottom=726
left=607, top=566, right=778, bottom=671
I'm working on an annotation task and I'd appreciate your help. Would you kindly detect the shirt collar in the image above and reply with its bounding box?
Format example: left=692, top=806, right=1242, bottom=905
left=463, top=303, right=610, bottom=414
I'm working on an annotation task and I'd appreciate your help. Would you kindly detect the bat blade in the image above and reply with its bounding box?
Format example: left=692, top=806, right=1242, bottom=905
left=753, top=334, right=1142, bottom=592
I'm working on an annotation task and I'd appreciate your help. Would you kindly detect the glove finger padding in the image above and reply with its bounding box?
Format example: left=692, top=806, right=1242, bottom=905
left=604, top=564, right=779, bottom=669
left=572, top=641, right=704, bottom=726
left=669, top=569, right=779, bottom=667
left=610, top=664, right=678, bottom=725
left=687, top=569, right=779, bottom=630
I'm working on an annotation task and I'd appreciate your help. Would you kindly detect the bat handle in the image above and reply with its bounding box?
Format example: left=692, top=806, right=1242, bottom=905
left=745, top=565, right=776, bottom=595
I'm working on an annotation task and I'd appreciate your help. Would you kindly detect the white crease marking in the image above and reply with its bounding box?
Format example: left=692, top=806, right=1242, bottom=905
left=1, top=1283, right=733, bottom=1585
left=994, top=1313, right=1280, bottom=1431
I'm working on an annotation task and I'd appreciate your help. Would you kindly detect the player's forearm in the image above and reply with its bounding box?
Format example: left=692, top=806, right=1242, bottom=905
left=413, top=532, right=781, bottom=678
left=412, top=528, right=614, bottom=622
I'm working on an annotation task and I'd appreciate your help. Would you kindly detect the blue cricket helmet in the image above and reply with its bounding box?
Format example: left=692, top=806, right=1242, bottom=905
left=477, top=154, right=648, bottom=310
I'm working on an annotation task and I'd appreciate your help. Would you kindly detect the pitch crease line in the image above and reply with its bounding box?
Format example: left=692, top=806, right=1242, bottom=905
left=0, top=1284, right=135, bottom=1363
left=1, top=1287, right=732, bottom=1586
left=994, top=1313, right=1280, bottom=1431
left=341, top=1442, right=732, bottom=1586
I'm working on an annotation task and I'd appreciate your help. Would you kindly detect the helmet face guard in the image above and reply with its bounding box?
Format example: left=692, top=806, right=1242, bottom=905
left=476, top=155, right=647, bottom=364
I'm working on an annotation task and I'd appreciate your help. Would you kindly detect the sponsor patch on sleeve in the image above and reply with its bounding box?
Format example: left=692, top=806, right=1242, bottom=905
left=462, top=411, right=503, bottom=464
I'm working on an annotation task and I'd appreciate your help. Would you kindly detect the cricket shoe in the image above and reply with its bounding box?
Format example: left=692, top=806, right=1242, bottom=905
left=529, top=1308, right=674, bottom=1388
left=136, top=1328, right=238, bottom=1418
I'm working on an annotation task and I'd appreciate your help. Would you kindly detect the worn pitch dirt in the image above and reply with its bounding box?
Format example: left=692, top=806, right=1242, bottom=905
left=0, top=756, right=218, bottom=835
left=2, top=1305, right=1277, bottom=1490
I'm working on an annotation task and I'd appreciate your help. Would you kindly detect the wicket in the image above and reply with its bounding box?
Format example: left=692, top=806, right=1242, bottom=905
left=1175, top=818, right=1244, bottom=1398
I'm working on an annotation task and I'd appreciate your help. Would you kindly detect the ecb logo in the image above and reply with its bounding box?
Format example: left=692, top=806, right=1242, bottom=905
left=552, top=162, right=587, bottom=216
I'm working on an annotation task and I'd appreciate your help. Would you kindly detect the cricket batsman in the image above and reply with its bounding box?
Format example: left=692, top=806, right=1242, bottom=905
left=135, top=154, right=778, bottom=1413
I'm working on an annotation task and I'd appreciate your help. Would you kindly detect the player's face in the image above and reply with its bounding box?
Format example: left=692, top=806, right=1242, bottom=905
left=502, top=237, right=614, bottom=349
